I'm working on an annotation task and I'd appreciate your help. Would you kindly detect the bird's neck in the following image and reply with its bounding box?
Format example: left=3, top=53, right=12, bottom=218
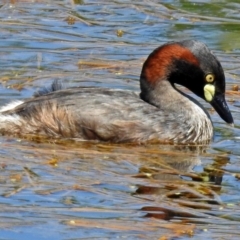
left=140, top=80, right=213, bottom=143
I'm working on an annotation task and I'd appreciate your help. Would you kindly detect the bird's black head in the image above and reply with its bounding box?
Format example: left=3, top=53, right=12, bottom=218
left=140, top=40, right=233, bottom=124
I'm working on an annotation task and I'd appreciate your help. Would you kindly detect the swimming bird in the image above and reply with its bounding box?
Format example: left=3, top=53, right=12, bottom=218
left=0, top=40, right=233, bottom=144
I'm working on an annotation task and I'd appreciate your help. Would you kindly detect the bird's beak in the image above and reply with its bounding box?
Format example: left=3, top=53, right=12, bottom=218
left=210, top=93, right=233, bottom=125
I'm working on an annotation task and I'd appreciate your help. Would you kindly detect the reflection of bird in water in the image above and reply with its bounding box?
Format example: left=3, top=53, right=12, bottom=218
left=134, top=144, right=225, bottom=185
left=133, top=145, right=225, bottom=221
left=135, top=144, right=202, bottom=180
left=0, top=40, right=233, bottom=144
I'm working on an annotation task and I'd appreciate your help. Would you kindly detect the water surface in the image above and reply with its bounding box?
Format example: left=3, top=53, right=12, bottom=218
left=1, top=1, right=240, bottom=239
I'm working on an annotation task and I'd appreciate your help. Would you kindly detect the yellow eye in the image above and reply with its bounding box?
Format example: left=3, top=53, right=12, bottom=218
left=205, top=74, right=215, bottom=83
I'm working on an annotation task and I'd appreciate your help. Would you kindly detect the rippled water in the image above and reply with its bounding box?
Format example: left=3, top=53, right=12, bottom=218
left=1, top=1, right=240, bottom=239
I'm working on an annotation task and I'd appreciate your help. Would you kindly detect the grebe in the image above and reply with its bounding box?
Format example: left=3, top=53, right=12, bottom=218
left=0, top=40, right=233, bottom=144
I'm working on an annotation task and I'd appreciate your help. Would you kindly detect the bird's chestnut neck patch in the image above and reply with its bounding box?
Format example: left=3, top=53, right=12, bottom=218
left=141, top=44, right=200, bottom=85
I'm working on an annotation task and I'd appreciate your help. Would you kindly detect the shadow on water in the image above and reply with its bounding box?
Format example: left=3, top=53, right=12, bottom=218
left=1, top=0, right=240, bottom=239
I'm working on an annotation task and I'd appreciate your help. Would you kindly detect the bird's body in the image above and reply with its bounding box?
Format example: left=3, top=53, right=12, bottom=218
left=0, top=40, right=233, bottom=144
